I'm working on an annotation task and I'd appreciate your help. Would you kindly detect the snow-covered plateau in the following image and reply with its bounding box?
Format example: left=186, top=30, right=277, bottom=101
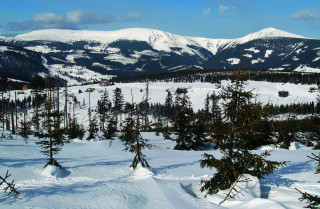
left=1, top=80, right=320, bottom=208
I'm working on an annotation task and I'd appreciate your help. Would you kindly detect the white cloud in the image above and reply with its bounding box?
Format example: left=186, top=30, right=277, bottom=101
left=9, top=10, right=141, bottom=31
left=33, top=13, right=64, bottom=24
left=203, top=8, right=211, bottom=15
left=292, top=10, right=318, bottom=20
left=218, top=5, right=236, bottom=15
left=218, top=5, right=229, bottom=14
left=66, top=10, right=114, bottom=25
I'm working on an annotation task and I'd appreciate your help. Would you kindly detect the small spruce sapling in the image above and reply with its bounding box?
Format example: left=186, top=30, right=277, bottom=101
left=120, top=91, right=153, bottom=169
left=34, top=75, right=65, bottom=168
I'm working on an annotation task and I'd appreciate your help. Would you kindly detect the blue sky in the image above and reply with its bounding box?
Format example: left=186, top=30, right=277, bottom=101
left=0, top=0, right=319, bottom=38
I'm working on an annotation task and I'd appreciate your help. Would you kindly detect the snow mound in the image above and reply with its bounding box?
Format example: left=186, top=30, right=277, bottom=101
left=194, top=174, right=261, bottom=205
left=258, top=144, right=281, bottom=150
left=129, top=164, right=154, bottom=181
left=41, top=165, right=70, bottom=178
left=289, top=142, right=304, bottom=150
left=72, top=138, right=88, bottom=143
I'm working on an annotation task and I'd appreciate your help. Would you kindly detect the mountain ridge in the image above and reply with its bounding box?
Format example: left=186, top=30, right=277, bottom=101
left=0, top=27, right=319, bottom=84
left=12, top=27, right=309, bottom=55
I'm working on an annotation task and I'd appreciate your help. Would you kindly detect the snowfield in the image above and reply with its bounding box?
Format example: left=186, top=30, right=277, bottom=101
left=0, top=80, right=319, bottom=208
left=0, top=133, right=318, bottom=209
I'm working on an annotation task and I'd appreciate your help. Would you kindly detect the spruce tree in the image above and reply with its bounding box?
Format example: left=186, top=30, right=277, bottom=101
left=87, top=113, right=99, bottom=140
left=164, top=90, right=173, bottom=118
left=210, top=92, right=221, bottom=123
left=164, top=91, right=211, bottom=150
left=173, top=96, right=194, bottom=150
left=103, top=114, right=117, bottom=140
left=120, top=97, right=152, bottom=169
left=97, top=89, right=110, bottom=131
left=34, top=76, right=65, bottom=168
left=113, top=87, right=124, bottom=123
left=67, top=118, right=85, bottom=140
left=190, top=110, right=211, bottom=150
left=200, top=58, right=287, bottom=197
left=19, top=118, right=32, bottom=142
left=142, top=80, right=150, bottom=130
left=30, top=74, right=45, bottom=132
left=204, top=94, right=210, bottom=114
left=0, top=76, right=9, bottom=134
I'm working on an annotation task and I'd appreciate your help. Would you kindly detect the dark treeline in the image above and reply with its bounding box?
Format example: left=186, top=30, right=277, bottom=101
left=111, top=69, right=320, bottom=85
left=274, top=102, right=320, bottom=115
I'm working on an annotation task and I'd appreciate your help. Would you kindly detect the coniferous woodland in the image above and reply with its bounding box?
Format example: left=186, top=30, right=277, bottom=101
left=111, top=69, right=320, bottom=85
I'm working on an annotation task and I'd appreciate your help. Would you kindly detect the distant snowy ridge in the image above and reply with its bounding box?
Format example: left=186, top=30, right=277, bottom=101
left=14, top=27, right=308, bottom=55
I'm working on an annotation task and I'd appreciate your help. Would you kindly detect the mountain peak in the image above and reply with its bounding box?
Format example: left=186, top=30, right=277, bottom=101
left=238, top=28, right=306, bottom=43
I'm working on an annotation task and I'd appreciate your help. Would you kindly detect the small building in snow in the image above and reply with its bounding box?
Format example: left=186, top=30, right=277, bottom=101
left=278, top=91, right=289, bottom=97
left=100, top=79, right=111, bottom=87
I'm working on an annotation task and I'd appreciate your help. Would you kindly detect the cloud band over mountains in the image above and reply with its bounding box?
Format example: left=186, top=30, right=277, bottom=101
left=5, top=10, right=141, bottom=31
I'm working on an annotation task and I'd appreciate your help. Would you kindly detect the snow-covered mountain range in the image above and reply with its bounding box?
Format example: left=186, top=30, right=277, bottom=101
left=0, top=27, right=319, bottom=83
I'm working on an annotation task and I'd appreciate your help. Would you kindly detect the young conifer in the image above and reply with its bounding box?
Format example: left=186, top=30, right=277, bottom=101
left=120, top=92, right=152, bottom=169
left=200, top=55, right=287, bottom=197
left=34, top=74, right=65, bottom=168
